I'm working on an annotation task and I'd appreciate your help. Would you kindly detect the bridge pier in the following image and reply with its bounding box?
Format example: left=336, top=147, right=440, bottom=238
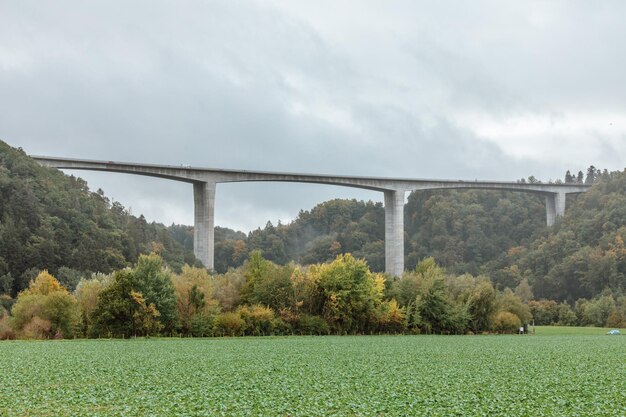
left=384, top=189, right=405, bottom=277
left=545, top=192, right=566, bottom=226
left=193, top=181, right=216, bottom=271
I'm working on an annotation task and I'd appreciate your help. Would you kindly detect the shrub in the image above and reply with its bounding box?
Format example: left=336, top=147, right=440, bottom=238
left=296, top=314, right=329, bottom=335
left=493, top=311, right=521, bottom=334
left=498, top=289, right=532, bottom=324
left=556, top=303, right=578, bottom=326
left=0, top=316, right=15, bottom=340
left=270, top=317, right=290, bottom=335
left=528, top=300, right=558, bottom=325
left=374, top=299, right=406, bottom=334
left=442, top=303, right=471, bottom=335
left=190, top=313, right=217, bottom=337
left=606, top=308, right=625, bottom=328
left=277, top=308, right=299, bottom=329
left=581, top=295, right=615, bottom=327
left=238, top=304, right=275, bottom=336
left=216, top=312, right=246, bottom=336
left=22, top=317, right=52, bottom=339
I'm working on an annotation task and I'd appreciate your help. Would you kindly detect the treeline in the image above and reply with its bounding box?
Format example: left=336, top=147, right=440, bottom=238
left=2, top=252, right=624, bottom=340
left=0, top=140, right=200, bottom=298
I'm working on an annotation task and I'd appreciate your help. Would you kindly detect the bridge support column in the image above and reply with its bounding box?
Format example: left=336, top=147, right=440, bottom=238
left=545, top=192, right=566, bottom=226
left=384, top=189, right=405, bottom=277
left=193, top=181, right=216, bottom=271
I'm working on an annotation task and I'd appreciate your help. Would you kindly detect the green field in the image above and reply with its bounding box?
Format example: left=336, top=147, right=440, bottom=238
left=534, top=325, right=625, bottom=336
left=1, top=332, right=624, bottom=416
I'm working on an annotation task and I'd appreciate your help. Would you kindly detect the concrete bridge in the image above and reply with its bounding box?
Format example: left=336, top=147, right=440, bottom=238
left=32, top=156, right=590, bottom=276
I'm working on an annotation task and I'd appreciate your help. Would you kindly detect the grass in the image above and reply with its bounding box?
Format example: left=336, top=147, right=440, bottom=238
left=1, top=331, right=624, bottom=416
left=534, top=325, right=626, bottom=336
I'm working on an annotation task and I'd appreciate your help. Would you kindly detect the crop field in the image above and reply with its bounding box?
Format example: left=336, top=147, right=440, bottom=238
left=1, top=333, right=625, bottom=416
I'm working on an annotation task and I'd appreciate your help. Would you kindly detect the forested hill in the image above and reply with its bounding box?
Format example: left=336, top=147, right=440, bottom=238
left=202, top=167, right=625, bottom=302
left=0, top=141, right=199, bottom=296
left=495, top=168, right=626, bottom=302
left=206, top=192, right=547, bottom=275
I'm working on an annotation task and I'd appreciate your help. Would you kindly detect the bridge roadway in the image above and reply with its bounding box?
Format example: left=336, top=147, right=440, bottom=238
left=32, top=156, right=590, bottom=276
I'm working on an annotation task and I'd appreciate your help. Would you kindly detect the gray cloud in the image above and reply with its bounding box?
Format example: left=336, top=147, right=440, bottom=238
left=1, top=0, right=625, bottom=232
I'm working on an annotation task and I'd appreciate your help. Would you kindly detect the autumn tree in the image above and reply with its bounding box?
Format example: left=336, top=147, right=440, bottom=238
left=528, top=300, right=559, bottom=325
left=74, top=273, right=111, bottom=334
left=89, top=254, right=177, bottom=337
left=172, top=265, right=219, bottom=335
left=373, top=299, right=406, bottom=333
left=492, top=311, right=521, bottom=333
left=11, top=270, right=81, bottom=339
left=237, top=304, right=277, bottom=336
left=212, top=268, right=246, bottom=311
left=130, top=290, right=162, bottom=336
left=466, top=279, right=497, bottom=332
left=313, top=253, right=385, bottom=334
left=409, top=270, right=468, bottom=334
left=392, top=257, right=446, bottom=307
left=240, top=251, right=293, bottom=311
left=496, top=288, right=532, bottom=325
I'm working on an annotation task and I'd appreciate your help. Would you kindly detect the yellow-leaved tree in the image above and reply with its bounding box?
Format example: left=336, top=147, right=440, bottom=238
left=172, top=265, right=219, bottom=336
left=314, top=254, right=386, bottom=334
left=130, top=290, right=163, bottom=336
left=74, top=273, right=111, bottom=335
left=11, top=271, right=81, bottom=339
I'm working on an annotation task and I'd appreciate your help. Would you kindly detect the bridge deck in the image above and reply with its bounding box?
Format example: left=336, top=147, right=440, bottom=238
left=32, top=155, right=590, bottom=194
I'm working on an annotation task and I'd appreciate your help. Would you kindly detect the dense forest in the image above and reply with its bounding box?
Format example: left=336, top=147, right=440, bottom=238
left=0, top=140, right=200, bottom=297
left=497, top=167, right=626, bottom=302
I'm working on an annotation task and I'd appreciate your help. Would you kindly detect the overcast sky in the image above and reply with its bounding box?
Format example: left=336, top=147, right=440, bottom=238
left=1, top=1, right=625, bottom=232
